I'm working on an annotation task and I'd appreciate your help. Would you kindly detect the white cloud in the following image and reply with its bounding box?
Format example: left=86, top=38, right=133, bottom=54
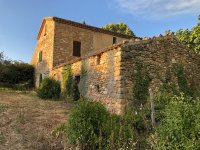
left=114, top=0, right=200, bottom=19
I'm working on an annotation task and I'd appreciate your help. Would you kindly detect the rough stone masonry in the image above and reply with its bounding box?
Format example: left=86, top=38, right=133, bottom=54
left=32, top=17, right=200, bottom=114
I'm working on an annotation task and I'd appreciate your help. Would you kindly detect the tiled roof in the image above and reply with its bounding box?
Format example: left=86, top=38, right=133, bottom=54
left=37, top=17, right=135, bottom=40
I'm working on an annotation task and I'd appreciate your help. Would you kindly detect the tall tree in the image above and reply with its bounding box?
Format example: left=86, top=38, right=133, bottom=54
left=102, top=22, right=135, bottom=37
left=175, top=15, right=200, bottom=53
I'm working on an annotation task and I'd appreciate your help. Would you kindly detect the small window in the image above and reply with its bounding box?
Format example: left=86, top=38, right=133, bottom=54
left=73, top=41, right=81, bottom=57
left=95, top=85, right=100, bottom=93
left=96, top=54, right=101, bottom=65
left=113, top=37, right=117, bottom=44
left=39, top=51, right=43, bottom=62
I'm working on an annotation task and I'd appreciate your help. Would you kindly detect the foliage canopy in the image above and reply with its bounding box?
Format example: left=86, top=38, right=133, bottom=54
left=102, top=22, right=135, bottom=37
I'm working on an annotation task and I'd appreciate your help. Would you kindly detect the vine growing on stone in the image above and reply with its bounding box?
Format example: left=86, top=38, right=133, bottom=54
left=172, top=63, right=192, bottom=96
left=160, top=63, right=192, bottom=96
left=62, top=65, right=74, bottom=98
left=133, top=59, right=150, bottom=110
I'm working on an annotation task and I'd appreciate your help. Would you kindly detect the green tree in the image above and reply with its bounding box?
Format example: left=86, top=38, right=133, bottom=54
left=189, top=23, right=200, bottom=53
left=175, top=15, right=200, bottom=53
left=102, top=22, right=135, bottom=36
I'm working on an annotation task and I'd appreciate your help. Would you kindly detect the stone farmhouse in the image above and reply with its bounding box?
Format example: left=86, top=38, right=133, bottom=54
left=31, top=17, right=200, bottom=114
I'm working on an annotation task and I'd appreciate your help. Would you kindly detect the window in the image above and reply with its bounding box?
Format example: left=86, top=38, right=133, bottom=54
left=96, top=54, right=101, bottom=65
left=39, top=51, right=43, bottom=62
left=113, top=37, right=117, bottom=44
left=73, top=41, right=81, bottom=57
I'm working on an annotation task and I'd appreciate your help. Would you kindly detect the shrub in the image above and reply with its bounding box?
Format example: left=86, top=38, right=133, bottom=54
left=0, top=61, right=34, bottom=89
left=154, top=94, right=200, bottom=150
left=65, top=100, right=137, bottom=149
left=37, top=77, right=61, bottom=99
left=66, top=100, right=109, bottom=149
left=105, top=107, right=136, bottom=149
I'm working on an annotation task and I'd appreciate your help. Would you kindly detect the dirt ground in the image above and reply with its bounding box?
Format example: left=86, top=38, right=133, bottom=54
left=0, top=90, right=73, bottom=150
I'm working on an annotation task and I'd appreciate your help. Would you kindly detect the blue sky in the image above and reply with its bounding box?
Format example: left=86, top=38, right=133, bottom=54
left=0, top=0, right=200, bottom=63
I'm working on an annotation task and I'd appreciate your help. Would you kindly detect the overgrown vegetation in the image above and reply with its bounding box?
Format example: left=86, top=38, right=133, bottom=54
left=160, top=63, right=192, bottom=96
left=37, top=77, right=61, bottom=100
left=0, top=52, right=34, bottom=90
left=133, top=59, right=150, bottom=110
left=172, top=63, right=192, bottom=96
left=154, top=94, right=200, bottom=150
left=54, top=100, right=137, bottom=149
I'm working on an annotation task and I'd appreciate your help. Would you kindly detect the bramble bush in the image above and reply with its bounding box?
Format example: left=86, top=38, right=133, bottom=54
left=37, top=77, right=61, bottom=100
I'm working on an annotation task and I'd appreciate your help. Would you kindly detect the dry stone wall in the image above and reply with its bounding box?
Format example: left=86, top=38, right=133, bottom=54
left=120, top=35, right=200, bottom=101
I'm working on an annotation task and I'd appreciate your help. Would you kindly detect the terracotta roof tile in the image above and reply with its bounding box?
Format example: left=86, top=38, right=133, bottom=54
left=50, top=17, right=134, bottom=39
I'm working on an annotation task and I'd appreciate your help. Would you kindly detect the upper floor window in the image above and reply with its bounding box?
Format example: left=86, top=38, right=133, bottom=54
left=113, top=37, right=117, bottom=44
left=73, top=41, right=81, bottom=57
left=39, top=51, right=43, bottom=62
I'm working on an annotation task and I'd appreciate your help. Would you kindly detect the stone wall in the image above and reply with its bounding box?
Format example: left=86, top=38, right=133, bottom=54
left=51, top=47, right=127, bottom=114
left=53, top=21, right=129, bottom=67
left=31, top=20, right=55, bottom=87
left=53, top=22, right=94, bottom=67
left=32, top=17, right=130, bottom=87
left=120, top=35, right=200, bottom=101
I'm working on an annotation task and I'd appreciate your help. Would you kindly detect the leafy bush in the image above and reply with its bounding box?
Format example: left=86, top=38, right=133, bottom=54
left=154, top=94, right=200, bottom=150
left=0, top=61, right=34, bottom=89
left=37, top=77, right=61, bottom=99
left=105, top=107, right=136, bottom=149
left=66, top=100, right=109, bottom=149
left=64, top=100, right=136, bottom=149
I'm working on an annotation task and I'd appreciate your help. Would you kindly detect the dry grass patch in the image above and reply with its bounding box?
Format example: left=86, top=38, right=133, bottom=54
left=0, top=90, right=73, bottom=150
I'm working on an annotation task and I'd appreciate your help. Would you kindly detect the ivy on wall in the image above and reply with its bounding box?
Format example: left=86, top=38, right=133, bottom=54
left=80, top=62, right=87, bottom=79
left=133, top=59, right=150, bottom=110
left=62, top=65, right=74, bottom=98
left=172, top=63, right=192, bottom=96
left=161, top=63, right=192, bottom=96
left=78, top=62, right=87, bottom=98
